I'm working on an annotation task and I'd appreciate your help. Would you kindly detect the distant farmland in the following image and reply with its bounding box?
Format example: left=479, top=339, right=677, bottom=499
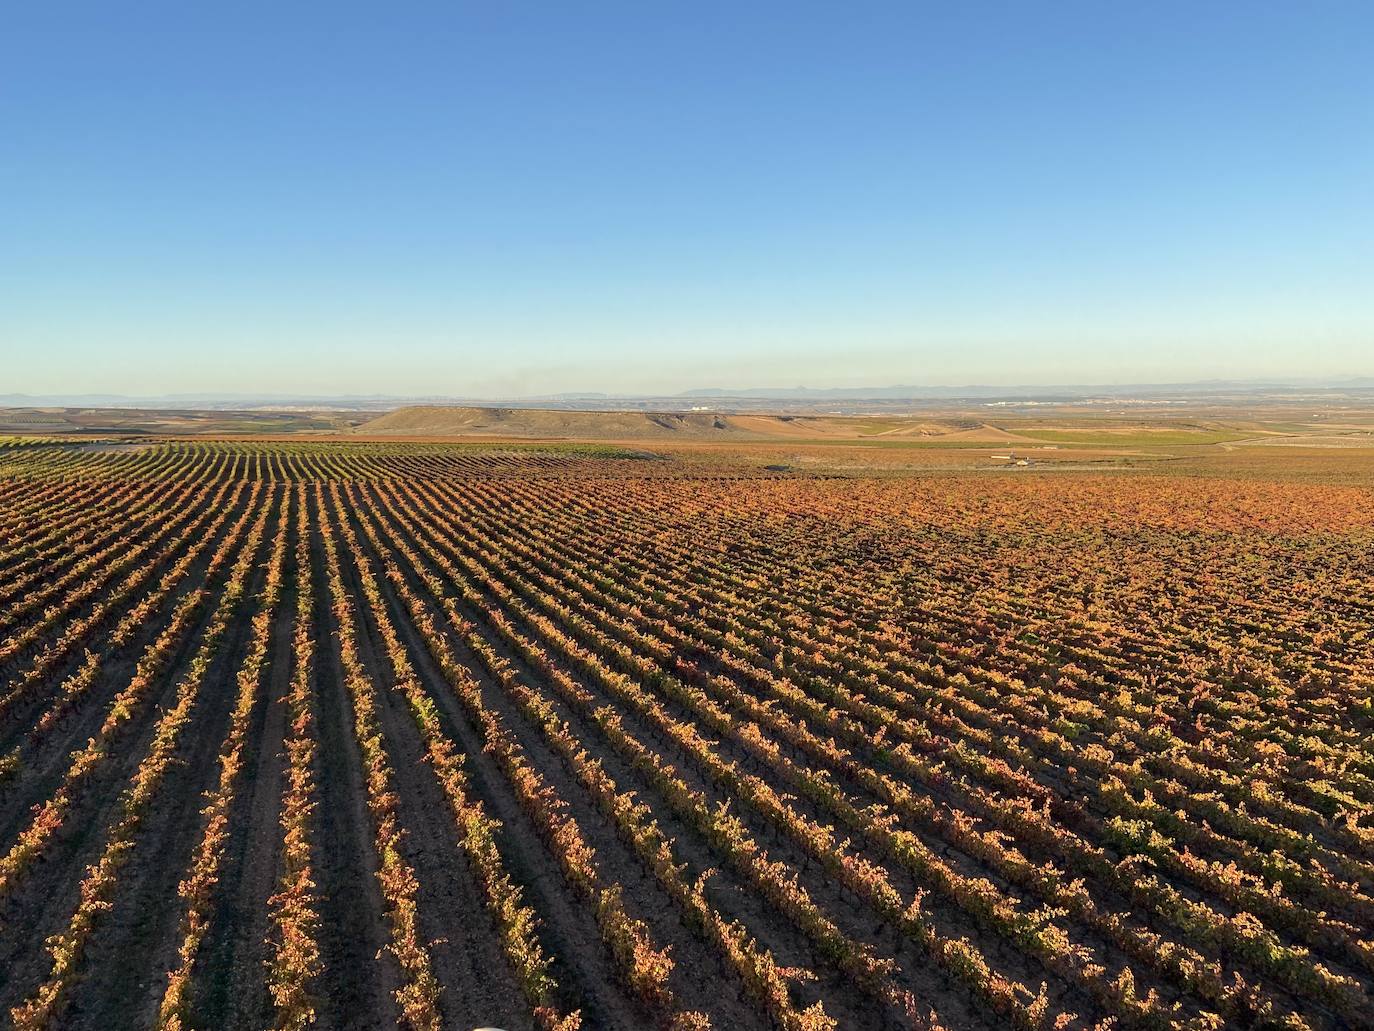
left=0, top=437, right=1371, bottom=1030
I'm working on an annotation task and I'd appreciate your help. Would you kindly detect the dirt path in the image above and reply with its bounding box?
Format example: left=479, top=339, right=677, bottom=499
left=189, top=496, right=298, bottom=1029
left=303, top=494, right=402, bottom=1029
left=329, top=494, right=539, bottom=1031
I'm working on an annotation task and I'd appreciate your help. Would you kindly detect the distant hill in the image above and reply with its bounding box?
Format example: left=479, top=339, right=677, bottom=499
left=358, top=406, right=744, bottom=439
left=357, top=405, right=1012, bottom=442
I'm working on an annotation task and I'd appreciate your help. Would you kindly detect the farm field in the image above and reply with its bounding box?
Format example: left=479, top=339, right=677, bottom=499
left=0, top=437, right=1371, bottom=1030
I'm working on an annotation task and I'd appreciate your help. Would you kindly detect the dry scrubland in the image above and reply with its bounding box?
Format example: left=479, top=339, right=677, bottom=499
left=0, top=436, right=1371, bottom=1030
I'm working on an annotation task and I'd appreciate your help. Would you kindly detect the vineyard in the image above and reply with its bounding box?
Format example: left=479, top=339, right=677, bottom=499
left=0, top=437, right=1370, bottom=1030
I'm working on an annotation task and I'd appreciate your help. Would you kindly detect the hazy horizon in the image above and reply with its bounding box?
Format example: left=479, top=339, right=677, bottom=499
left=7, top=373, right=1374, bottom=413
left=6, top=3, right=1372, bottom=395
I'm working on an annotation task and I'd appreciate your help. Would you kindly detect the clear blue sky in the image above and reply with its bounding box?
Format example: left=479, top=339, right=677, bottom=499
left=4, top=2, right=1372, bottom=396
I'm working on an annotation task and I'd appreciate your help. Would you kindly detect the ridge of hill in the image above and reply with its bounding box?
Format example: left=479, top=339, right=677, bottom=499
left=358, top=405, right=740, bottom=438
left=356, top=405, right=1009, bottom=441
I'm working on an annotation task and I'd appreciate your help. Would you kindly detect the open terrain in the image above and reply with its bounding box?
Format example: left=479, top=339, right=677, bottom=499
left=0, top=431, right=1370, bottom=1030
left=353, top=401, right=1374, bottom=450
left=9, top=393, right=1374, bottom=452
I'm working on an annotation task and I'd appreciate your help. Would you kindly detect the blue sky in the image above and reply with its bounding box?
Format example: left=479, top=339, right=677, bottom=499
left=3, top=2, right=1372, bottom=396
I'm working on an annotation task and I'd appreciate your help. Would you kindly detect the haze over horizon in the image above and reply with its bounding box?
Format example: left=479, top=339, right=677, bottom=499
left=5, top=2, right=1372, bottom=396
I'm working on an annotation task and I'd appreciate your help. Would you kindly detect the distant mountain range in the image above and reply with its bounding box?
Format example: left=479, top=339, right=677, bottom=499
left=674, top=378, right=1374, bottom=400
left=0, top=392, right=406, bottom=409
left=4, top=378, right=1374, bottom=411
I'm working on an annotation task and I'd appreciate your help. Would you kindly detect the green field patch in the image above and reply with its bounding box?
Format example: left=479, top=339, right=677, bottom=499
left=1018, top=429, right=1252, bottom=446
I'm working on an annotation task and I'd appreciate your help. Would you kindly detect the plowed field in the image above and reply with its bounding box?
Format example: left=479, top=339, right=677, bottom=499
left=0, top=438, right=1370, bottom=1031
